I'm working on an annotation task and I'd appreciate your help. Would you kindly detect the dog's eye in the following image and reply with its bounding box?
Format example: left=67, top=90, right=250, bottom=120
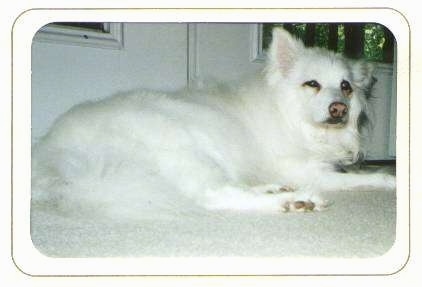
left=303, top=80, right=321, bottom=89
left=340, top=80, right=353, bottom=94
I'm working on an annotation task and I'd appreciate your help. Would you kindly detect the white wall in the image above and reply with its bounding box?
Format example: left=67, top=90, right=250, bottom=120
left=32, top=23, right=188, bottom=142
left=31, top=23, right=395, bottom=160
left=366, top=64, right=396, bottom=159
left=191, top=24, right=263, bottom=81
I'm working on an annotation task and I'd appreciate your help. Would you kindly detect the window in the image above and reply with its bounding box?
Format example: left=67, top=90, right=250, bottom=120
left=34, top=22, right=124, bottom=49
left=261, top=23, right=395, bottom=63
left=50, top=22, right=108, bottom=33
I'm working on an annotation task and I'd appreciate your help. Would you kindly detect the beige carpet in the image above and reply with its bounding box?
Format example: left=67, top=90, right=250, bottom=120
left=31, top=180, right=396, bottom=258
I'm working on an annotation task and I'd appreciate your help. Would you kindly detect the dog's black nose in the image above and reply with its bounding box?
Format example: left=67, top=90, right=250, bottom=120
left=329, top=102, right=348, bottom=119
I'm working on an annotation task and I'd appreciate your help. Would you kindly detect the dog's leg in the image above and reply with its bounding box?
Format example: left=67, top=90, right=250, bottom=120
left=317, top=171, right=396, bottom=192
left=278, top=161, right=395, bottom=194
left=203, top=185, right=292, bottom=212
left=202, top=184, right=329, bottom=213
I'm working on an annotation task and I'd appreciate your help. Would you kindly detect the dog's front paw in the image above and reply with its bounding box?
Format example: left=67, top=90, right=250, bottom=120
left=372, top=173, right=396, bottom=191
left=383, top=174, right=396, bottom=190
left=281, top=199, right=331, bottom=213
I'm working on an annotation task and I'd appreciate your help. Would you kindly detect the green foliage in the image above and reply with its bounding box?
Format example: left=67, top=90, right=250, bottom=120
left=315, top=24, right=329, bottom=48
left=263, top=23, right=392, bottom=62
left=337, top=24, right=345, bottom=53
left=363, top=24, right=386, bottom=62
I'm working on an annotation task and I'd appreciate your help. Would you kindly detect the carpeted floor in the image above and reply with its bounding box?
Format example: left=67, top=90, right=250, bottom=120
left=31, top=167, right=396, bottom=258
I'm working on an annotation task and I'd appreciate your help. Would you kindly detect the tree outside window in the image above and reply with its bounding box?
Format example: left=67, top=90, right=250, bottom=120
left=262, top=23, right=395, bottom=63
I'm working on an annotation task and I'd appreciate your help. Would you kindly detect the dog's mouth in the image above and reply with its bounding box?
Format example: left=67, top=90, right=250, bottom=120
left=338, top=151, right=364, bottom=166
left=323, top=118, right=348, bottom=127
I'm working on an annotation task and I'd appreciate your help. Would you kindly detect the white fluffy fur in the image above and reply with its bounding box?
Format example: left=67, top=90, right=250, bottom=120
left=32, top=28, right=395, bottom=218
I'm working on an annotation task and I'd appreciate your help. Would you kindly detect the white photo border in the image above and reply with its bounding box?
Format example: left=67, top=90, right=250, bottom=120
left=11, top=8, right=410, bottom=277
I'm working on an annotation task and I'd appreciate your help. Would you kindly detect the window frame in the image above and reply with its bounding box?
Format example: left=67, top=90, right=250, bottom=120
left=33, top=22, right=124, bottom=50
left=250, top=23, right=394, bottom=63
left=250, top=24, right=266, bottom=63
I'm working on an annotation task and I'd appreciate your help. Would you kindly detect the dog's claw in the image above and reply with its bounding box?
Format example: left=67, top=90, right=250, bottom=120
left=266, top=185, right=295, bottom=194
left=281, top=200, right=319, bottom=212
left=279, top=186, right=295, bottom=192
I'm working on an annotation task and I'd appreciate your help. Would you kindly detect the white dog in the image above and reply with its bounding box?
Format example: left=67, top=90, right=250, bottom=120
left=32, top=28, right=395, bottom=218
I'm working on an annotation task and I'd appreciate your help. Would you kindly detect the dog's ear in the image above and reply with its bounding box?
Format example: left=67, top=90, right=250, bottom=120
left=351, top=60, right=377, bottom=93
left=267, top=27, right=304, bottom=76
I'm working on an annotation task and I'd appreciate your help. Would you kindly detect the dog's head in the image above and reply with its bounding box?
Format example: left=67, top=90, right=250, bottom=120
left=265, top=27, right=377, bottom=164
left=266, top=27, right=375, bottom=129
